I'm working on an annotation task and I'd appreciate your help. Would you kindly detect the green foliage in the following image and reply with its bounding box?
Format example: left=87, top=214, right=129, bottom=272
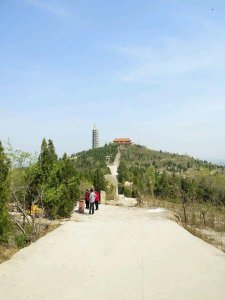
left=15, top=233, right=28, bottom=248
left=0, top=142, right=11, bottom=243
left=44, top=154, right=80, bottom=218
left=118, top=145, right=225, bottom=208
left=4, top=140, right=38, bottom=169
left=25, top=140, right=80, bottom=219
left=93, top=168, right=106, bottom=192
left=118, top=161, right=129, bottom=183
left=123, top=186, right=132, bottom=197
left=8, top=140, right=115, bottom=222
left=74, top=143, right=118, bottom=181
left=120, top=145, right=224, bottom=176
left=38, top=138, right=58, bottom=182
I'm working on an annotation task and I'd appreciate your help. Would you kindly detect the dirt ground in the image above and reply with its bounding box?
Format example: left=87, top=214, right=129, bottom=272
left=0, top=205, right=224, bottom=300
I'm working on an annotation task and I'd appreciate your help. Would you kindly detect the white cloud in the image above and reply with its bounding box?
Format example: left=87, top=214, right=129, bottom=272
left=25, top=0, right=71, bottom=17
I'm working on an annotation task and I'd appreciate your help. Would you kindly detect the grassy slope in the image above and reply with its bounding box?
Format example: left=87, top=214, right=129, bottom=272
left=121, top=144, right=225, bottom=177
left=73, top=143, right=118, bottom=176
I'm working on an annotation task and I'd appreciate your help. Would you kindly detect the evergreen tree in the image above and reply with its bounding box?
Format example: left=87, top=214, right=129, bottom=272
left=44, top=153, right=80, bottom=218
left=38, top=138, right=57, bottom=182
left=93, top=168, right=106, bottom=192
left=0, top=142, right=11, bottom=243
left=154, top=171, right=169, bottom=198
left=38, top=138, right=49, bottom=181
left=118, top=161, right=129, bottom=184
left=47, top=139, right=58, bottom=166
left=196, top=177, right=213, bottom=203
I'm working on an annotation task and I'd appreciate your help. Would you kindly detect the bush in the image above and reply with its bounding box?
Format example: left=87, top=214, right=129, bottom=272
left=124, top=186, right=132, bottom=197
left=15, top=233, right=27, bottom=248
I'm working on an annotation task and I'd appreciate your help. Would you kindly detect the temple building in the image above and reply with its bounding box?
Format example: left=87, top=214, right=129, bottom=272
left=113, top=138, right=132, bottom=146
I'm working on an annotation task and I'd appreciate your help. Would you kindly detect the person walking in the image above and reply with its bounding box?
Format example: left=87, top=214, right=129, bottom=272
left=84, top=189, right=90, bottom=209
left=89, top=188, right=96, bottom=214
left=95, top=190, right=100, bottom=210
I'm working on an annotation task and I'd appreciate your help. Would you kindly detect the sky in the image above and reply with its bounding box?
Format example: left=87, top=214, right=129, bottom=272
left=0, top=0, right=225, bottom=162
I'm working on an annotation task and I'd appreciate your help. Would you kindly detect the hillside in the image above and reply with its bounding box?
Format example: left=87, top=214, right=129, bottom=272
left=73, top=143, right=118, bottom=178
left=73, top=144, right=225, bottom=205
left=118, top=144, right=225, bottom=205
left=120, top=144, right=224, bottom=175
left=116, top=144, right=225, bottom=243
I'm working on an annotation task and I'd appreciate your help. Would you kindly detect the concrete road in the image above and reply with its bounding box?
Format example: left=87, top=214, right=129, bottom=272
left=0, top=205, right=224, bottom=300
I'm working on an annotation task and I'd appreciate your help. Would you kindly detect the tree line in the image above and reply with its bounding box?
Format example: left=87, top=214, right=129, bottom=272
left=0, top=140, right=117, bottom=248
left=118, top=145, right=225, bottom=227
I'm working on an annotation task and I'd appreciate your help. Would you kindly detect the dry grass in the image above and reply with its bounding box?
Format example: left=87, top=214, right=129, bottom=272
left=184, top=225, right=225, bottom=252
left=0, top=245, right=18, bottom=264
left=0, top=221, right=60, bottom=264
left=142, top=196, right=225, bottom=252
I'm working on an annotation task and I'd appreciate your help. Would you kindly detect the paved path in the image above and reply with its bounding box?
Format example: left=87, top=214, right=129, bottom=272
left=105, top=150, right=137, bottom=206
left=105, top=150, right=120, bottom=195
left=0, top=205, right=224, bottom=300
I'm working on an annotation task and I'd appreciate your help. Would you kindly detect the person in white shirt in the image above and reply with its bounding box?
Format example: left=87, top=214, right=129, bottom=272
left=89, top=188, right=96, bottom=214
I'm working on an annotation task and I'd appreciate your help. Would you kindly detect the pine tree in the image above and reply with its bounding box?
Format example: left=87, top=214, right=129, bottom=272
left=93, top=168, right=106, bottom=192
left=44, top=153, right=80, bottom=218
left=47, top=139, right=58, bottom=166
left=118, top=161, right=128, bottom=184
left=0, top=142, right=11, bottom=243
left=38, top=138, right=57, bottom=182
left=38, top=138, right=49, bottom=181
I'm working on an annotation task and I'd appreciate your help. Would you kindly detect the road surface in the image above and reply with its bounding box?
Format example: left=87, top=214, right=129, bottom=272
left=0, top=205, right=224, bottom=300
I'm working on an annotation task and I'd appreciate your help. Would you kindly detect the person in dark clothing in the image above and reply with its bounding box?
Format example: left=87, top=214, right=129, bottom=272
left=84, top=189, right=90, bottom=209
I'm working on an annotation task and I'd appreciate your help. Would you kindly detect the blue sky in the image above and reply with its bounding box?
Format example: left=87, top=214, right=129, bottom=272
left=1, top=0, right=225, bottom=162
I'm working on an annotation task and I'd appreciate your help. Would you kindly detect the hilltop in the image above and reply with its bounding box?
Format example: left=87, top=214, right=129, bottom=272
left=74, top=143, right=224, bottom=177
left=119, top=144, right=224, bottom=175
left=73, top=143, right=225, bottom=206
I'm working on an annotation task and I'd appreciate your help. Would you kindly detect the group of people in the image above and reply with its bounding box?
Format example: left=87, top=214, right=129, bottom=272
left=84, top=189, right=100, bottom=214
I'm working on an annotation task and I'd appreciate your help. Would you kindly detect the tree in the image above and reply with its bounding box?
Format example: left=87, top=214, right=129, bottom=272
left=154, top=171, right=169, bottom=198
left=38, top=138, right=48, bottom=179
left=145, top=166, right=156, bottom=196
left=26, top=148, right=80, bottom=219
left=47, top=139, right=58, bottom=166
left=118, top=161, right=129, bottom=184
left=0, top=142, right=11, bottom=243
left=38, top=138, right=57, bottom=182
left=25, top=138, right=58, bottom=211
left=180, top=177, right=196, bottom=223
left=44, top=153, right=80, bottom=218
left=4, top=140, right=38, bottom=169
left=93, top=168, right=106, bottom=192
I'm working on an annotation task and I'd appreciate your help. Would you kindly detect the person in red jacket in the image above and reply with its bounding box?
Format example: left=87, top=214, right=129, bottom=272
left=94, top=190, right=100, bottom=210
left=84, top=189, right=90, bottom=209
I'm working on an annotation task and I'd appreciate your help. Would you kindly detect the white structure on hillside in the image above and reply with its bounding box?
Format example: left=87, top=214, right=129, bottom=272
left=92, top=124, right=99, bottom=149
